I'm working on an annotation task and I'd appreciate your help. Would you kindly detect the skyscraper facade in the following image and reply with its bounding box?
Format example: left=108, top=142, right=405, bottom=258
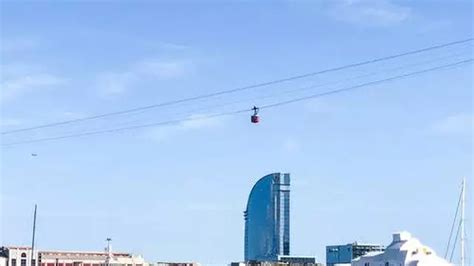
left=244, top=173, right=290, bottom=262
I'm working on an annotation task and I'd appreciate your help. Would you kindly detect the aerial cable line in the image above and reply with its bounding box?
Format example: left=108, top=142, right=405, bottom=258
left=29, top=49, right=472, bottom=137
left=254, top=51, right=473, bottom=107
left=2, top=38, right=473, bottom=135
left=94, top=51, right=474, bottom=130
left=260, top=59, right=472, bottom=109
left=2, top=109, right=250, bottom=146
left=2, top=58, right=471, bottom=147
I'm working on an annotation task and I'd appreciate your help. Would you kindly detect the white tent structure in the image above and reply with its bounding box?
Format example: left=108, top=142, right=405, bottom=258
left=352, top=232, right=451, bottom=266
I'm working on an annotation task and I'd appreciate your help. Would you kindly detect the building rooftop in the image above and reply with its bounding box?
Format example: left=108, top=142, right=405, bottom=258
left=3, top=246, right=132, bottom=257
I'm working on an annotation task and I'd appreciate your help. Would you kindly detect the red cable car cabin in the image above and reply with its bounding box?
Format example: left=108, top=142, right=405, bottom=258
left=251, top=114, right=259, bottom=123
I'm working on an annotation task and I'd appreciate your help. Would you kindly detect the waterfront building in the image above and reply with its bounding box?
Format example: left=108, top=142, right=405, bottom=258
left=326, top=243, right=384, bottom=266
left=277, top=256, right=319, bottom=265
left=352, top=232, right=451, bottom=266
left=244, top=173, right=290, bottom=262
left=0, top=246, right=147, bottom=266
left=0, top=248, right=7, bottom=266
left=230, top=262, right=286, bottom=266
left=155, top=263, right=199, bottom=266
left=230, top=258, right=322, bottom=266
left=1, top=247, right=39, bottom=266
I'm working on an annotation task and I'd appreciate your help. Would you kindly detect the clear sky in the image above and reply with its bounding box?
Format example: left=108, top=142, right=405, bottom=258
left=0, top=1, right=473, bottom=265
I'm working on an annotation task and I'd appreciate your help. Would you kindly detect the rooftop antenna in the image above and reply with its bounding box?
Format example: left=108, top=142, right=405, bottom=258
left=31, top=204, right=37, bottom=266
left=106, top=238, right=112, bottom=266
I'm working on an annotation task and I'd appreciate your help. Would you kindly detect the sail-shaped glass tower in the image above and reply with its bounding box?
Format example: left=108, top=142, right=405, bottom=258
left=244, top=173, right=290, bottom=262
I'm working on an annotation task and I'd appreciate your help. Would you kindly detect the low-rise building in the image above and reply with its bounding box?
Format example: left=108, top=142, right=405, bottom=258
left=229, top=257, right=322, bottom=266
left=352, top=232, right=451, bottom=266
left=0, top=246, right=202, bottom=266
left=0, top=248, right=8, bottom=266
left=230, top=262, right=288, bottom=266
left=277, top=256, right=320, bottom=266
left=155, top=263, right=199, bottom=266
left=0, top=246, right=147, bottom=266
left=326, top=242, right=384, bottom=266
left=39, top=249, right=146, bottom=266
left=2, top=246, right=40, bottom=266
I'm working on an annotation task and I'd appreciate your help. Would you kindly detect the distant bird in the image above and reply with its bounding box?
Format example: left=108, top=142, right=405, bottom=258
left=31, top=153, right=37, bottom=157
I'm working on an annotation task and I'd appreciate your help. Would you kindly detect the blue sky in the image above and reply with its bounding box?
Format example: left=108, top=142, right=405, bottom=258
left=0, top=0, right=473, bottom=265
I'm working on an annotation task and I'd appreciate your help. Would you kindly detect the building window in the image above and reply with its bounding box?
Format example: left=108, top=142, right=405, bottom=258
left=21, top=254, right=27, bottom=258
left=32, top=260, right=36, bottom=266
left=12, top=259, right=17, bottom=266
left=21, top=259, right=27, bottom=266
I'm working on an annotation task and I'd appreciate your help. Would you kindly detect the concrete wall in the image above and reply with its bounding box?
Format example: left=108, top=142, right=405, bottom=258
left=0, top=257, right=8, bottom=266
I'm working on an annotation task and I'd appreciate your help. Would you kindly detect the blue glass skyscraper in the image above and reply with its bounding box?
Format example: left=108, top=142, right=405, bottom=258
left=244, top=173, right=290, bottom=262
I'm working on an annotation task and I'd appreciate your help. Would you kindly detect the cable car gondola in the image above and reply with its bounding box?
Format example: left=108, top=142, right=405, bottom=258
left=251, top=106, right=260, bottom=124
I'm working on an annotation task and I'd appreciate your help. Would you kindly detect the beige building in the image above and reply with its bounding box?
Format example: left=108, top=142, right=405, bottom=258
left=0, top=246, right=146, bottom=266
left=0, top=247, right=200, bottom=266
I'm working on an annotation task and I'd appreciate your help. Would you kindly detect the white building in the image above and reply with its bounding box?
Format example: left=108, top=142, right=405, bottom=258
left=352, top=232, right=451, bottom=266
left=1, top=257, right=7, bottom=266
left=1, top=247, right=39, bottom=266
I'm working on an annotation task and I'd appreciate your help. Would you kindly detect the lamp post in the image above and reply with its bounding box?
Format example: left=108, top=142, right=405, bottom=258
left=105, top=238, right=112, bottom=266
left=31, top=205, right=37, bottom=266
